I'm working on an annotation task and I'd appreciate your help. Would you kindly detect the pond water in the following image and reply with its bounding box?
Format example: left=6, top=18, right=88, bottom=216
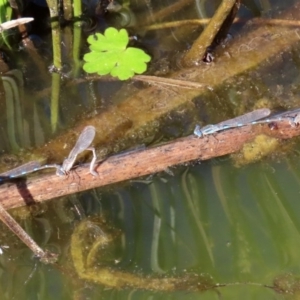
left=0, top=0, right=300, bottom=299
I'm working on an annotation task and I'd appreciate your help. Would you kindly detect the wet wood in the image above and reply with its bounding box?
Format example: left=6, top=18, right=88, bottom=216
left=182, top=0, right=238, bottom=66
left=0, top=119, right=299, bottom=210
left=0, top=202, right=58, bottom=263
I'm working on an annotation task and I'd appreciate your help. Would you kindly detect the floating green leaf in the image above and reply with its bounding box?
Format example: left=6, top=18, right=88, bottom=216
left=83, top=27, right=151, bottom=80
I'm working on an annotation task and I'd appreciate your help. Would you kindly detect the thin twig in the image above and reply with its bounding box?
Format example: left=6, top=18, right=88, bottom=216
left=0, top=202, right=58, bottom=263
left=182, top=0, right=238, bottom=66
left=142, top=17, right=300, bottom=31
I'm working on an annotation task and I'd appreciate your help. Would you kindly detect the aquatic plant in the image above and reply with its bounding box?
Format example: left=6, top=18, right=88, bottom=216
left=83, top=27, right=151, bottom=80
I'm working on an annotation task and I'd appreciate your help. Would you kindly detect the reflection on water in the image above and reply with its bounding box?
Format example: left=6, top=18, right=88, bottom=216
left=1, top=151, right=300, bottom=298
left=0, top=0, right=299, bottom=298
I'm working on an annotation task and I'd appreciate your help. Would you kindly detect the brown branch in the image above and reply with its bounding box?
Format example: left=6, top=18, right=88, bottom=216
left=182, top=0, right=238, bottom=66
left=0, top=119, right=299, bottom=210
left=0, top=202, right=58, bottom=263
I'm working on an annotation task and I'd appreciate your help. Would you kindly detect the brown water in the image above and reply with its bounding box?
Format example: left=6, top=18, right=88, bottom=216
left=1, top=0, right=300, bottom=299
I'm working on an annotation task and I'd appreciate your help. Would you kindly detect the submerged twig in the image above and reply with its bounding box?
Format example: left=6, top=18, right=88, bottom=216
left=142, top=17, right=300, bottom=31
left=182, top=0, right=238, bottom=66
left=0, top=202, right=57, bottom=263
left=143, top=19, right=212, bottom=30
left=249, top=18, right=300, bottom=27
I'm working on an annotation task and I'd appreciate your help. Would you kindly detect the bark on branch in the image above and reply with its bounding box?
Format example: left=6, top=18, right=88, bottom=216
left=0, top=119, right=299, bottom=210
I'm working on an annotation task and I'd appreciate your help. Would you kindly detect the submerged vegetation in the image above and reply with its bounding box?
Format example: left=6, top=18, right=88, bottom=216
left=71, top=218, right=216, bottom=291
left=1, top=0, right=300, bottom=299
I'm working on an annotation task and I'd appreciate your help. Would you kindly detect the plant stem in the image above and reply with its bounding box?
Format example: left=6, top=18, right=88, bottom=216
left=50, top=72, right=61, bottom=132
left=46, top=0, right=62, bottom=70
left=73, top=0, right=82, bottom=20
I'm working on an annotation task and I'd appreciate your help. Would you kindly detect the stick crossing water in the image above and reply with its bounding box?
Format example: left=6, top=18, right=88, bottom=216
left=0, top=126, right=98, bottom=181
left=194, top=108, right=272, bottom=137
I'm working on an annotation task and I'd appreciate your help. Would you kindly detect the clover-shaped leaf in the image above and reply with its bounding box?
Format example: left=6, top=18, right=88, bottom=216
left=83, top=27, right=151, bottom=80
